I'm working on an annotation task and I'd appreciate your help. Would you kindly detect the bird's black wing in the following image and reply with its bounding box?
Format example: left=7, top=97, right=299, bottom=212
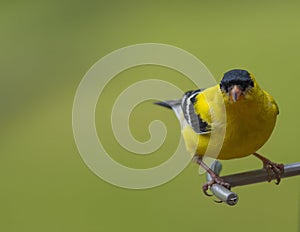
left=181, top=89, right=211, bottom=134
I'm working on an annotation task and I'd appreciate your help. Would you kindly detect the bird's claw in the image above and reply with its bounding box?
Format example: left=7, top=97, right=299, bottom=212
left=202, top=183, right=213, bottom=196
left=264, top=161, right=284, bottom=184
left=202, top=176, right=231, bottom=197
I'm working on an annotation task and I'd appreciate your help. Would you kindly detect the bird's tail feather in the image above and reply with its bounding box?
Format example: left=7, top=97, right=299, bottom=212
left=154, top=99, right=182, bottom=120
left=154, top=100, right=181, bottom=109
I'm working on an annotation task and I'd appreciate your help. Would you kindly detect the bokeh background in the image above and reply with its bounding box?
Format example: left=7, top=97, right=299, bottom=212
left=1, top=1, right=300, bottom=231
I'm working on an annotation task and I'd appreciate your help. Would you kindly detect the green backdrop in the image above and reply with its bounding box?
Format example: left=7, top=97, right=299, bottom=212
left=1, top=1, right=299, bottom=231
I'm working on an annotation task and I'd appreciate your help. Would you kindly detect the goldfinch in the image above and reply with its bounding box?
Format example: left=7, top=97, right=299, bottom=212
left=156, top=69, right=284, bottom=195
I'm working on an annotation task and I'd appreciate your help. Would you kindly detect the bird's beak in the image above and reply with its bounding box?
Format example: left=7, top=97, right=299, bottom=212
left=230, top=85, right=242, bottom=102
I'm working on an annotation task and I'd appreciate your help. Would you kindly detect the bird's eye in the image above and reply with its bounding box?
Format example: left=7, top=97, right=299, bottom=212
left=220, top=83, right=227, bottom=92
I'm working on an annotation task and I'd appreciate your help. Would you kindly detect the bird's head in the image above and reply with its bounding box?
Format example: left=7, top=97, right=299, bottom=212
left=220, top=69, right=256, bottom=103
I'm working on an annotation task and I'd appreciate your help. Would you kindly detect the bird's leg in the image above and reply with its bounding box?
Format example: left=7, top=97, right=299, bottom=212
left=253, top=153, right=284, bottom=184
left=195, top=156, right=231, bottom=196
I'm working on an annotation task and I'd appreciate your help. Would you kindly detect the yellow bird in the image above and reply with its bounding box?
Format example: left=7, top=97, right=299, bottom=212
left=156, top=69, right=283, bottom=195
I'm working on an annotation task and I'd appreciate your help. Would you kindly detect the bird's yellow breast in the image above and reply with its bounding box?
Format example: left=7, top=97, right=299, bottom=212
left=182, top=86, right=279, bottom=160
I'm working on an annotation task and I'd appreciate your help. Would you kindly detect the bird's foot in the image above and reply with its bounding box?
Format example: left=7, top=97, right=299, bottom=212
left=202, top=174, right=231, bottom=196
left=253, top=153, right=284, bottom=184
left=195, top=156, right=231, bottom=197
left=263, top=160, right=284, bottom=184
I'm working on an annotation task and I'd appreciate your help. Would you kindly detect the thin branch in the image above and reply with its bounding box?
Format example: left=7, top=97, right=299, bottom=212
left=206, top=161, right=300, bottom=206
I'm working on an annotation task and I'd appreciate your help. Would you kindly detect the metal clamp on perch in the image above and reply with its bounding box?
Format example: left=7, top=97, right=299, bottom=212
left=206, top=161, right=300, bottom=206
left=206, top=161, right=239, bottom=206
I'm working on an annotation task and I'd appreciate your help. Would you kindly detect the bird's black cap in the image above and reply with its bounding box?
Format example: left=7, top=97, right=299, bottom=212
left=220, top=69, right=254, bottom=92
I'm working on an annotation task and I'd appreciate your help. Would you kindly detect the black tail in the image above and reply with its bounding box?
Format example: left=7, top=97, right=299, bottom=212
left=154, top=100, right=181, bottom=109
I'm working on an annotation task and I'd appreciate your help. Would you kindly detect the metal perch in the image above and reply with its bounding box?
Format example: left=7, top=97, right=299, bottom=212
left=206, top=161, right=300, bottom=206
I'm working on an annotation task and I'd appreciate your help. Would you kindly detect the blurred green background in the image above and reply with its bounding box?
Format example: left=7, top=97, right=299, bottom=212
left=1, top=1, right=300, bottom=231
